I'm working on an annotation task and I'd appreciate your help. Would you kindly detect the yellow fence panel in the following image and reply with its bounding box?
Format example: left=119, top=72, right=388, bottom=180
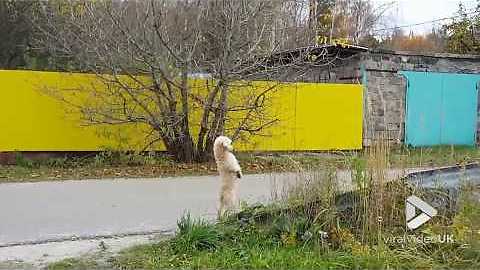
left=227, top=81, right=297, bottom=151
left=294, top=83, right=363, bottom=150
left=0, top=70, right=152, bottom=151
left=0, top=70, right=362, bottom=152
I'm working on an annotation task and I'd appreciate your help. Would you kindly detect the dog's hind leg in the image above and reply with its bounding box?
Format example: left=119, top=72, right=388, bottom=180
left=218, top=192, right=226, bottom=218
left=218, top=185, right=237, bottom=218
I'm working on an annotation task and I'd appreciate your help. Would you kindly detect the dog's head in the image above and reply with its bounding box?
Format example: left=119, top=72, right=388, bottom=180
left=213, top=136, right=234, bottom=154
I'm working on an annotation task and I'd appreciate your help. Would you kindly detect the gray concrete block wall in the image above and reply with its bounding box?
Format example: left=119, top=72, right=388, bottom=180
left=363, top=71, right=406, bottom=146
left=362, top=51, right=480, bottom=74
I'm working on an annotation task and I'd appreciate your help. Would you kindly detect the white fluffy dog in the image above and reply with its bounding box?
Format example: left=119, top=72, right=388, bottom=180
left=213, top=136, right=242, bottom=217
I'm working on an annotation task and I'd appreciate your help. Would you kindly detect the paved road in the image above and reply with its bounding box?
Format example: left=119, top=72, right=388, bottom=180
left=0, top=169, right=417, bottom=247
left=0, top=173, right=299, bottom=247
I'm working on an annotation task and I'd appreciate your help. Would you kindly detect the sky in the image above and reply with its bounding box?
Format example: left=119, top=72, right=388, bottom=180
left=372, top=0, right=478, bottom=34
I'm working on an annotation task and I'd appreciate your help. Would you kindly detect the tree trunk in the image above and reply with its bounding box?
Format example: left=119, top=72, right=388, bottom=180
left=204, top=81, right=228, bottom=161
left=164, top=135, right=197, bottom=163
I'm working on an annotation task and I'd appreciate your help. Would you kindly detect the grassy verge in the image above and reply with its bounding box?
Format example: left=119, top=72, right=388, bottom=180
left=0, top=152, right=340, bottom=182
left=51, top=183, right=480, bottom=270
left=389, top=145, right=480, bottom=167
left=1, top=146, right=479, bottom=182
left=48, top=142, right=480, bottom=269
left=110, top=207, right=479, bottom=269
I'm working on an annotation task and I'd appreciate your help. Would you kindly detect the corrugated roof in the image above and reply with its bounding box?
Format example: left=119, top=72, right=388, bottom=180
left=259, top=43, right=367, bottom=67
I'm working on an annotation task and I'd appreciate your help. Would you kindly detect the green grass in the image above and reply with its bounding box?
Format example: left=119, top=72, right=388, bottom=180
left=389, top=146, right=480, bottom=167
left=47, top=258, right=100, bottom=270
left=113, top=241, right=432, bottom=270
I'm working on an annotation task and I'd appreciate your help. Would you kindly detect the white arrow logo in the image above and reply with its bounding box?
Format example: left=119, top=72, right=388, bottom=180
left=406, top=195, right=437, bottom=230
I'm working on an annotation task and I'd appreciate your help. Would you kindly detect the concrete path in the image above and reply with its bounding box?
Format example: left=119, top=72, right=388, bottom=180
left=0, top=169, right=415, bottom=267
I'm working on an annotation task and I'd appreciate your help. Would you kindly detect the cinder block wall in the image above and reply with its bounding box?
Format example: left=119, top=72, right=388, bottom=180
left=362, top=69, right=406, bottom=145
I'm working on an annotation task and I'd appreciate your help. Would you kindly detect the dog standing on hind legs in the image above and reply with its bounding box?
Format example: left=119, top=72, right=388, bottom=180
left=213, top=136, right=242, bottom=218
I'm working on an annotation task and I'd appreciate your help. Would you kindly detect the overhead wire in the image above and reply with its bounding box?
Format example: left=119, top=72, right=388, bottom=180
left=372, top=8, right=480, bottom=33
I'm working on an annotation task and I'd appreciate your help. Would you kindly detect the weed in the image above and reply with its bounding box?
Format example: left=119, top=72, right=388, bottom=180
left=171, top=213, right=220, bottom=254
left=452, top=183, right=480, bottom=250
left=43, top=157, right=70, bottom=168
left=15, top=152, right=34, bottom=168
left=47, top=258, right=99, bottom=270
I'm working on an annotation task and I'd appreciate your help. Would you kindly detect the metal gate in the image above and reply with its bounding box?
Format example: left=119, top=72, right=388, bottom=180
left=401, top=71, right=480, bottom=146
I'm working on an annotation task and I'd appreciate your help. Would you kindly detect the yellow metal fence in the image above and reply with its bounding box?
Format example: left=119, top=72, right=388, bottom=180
left=0, top=70, right=363, bottom=151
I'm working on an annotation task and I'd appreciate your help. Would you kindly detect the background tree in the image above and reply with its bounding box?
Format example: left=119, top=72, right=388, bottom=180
left=309, top=0, right=336, bottom=42
left=308, top=0, right=388, bottom=45
left=257, top=0, right=386, bottom=49
left=380, top=28, right=446, bottom=53
left=444, top=1, right=480, bottom=54
left=0, top=0, right=39, bottom=69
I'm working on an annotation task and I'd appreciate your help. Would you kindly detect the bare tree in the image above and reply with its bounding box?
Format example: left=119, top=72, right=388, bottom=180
left=308, top=0, right=390, bottom=45
left=339, top=0, right=380, bottom=43
left=34, top=0, right=291, bottom=162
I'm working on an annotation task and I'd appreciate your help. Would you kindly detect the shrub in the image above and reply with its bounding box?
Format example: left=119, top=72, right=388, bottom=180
left=171, top=213, right=220, bottom=254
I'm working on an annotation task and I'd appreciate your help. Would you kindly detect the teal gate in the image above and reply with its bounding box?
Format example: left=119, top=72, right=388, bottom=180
left=401, top=71, right=479, bottom=146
